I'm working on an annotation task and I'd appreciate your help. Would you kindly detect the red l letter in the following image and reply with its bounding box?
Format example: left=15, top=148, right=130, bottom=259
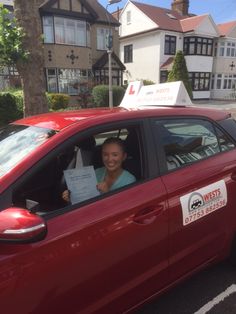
left=129, top=85, right=135, bottom=95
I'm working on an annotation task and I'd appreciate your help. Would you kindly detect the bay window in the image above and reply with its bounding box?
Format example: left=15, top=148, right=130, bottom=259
left=43, top=16, right=89, bottom=47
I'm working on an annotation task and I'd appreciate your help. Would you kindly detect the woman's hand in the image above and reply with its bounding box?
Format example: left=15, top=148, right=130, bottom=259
left=97, top=181, right=109, bottom=193
left=62, top=189, right=70, bottom=202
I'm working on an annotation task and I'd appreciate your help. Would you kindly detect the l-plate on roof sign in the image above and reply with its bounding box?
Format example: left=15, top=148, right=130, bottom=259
left=120, top=81, right=192, bottom=109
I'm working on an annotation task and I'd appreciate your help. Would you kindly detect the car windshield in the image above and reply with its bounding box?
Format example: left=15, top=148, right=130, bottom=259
left=0, top=124, right=56, bottom=177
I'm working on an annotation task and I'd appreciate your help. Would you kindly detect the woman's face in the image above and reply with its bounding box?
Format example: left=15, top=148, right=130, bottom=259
left=102, top=143, right=126, bottom=173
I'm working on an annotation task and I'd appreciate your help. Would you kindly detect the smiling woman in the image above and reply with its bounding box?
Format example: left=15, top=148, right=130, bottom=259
left=96, top=137, right=136, bottom=193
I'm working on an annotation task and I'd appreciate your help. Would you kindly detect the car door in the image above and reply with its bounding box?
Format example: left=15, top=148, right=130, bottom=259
left=0, top=121, right=169, bottom=314
left=152, top=117, right=236, bottom=282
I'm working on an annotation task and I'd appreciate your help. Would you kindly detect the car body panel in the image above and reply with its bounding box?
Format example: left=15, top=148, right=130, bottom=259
left=162, top=151, right=236, bottom=281
left=1, top=180, right=169, bottom=313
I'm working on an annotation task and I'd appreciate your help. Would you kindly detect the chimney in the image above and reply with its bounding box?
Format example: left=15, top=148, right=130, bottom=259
left=171, top=0, right=189, bottom=15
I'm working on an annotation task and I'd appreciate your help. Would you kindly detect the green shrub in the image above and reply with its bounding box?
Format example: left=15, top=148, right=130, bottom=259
left=47, top=93, right=70, bottom=110
left=143, top=79, right=155, bottom=86
left=11, top=89, right=24, bottom=116
left=0, top=93, right=23, bottom=126
left=112, top=86, right=125, bottom=106
left=92, top=85, right=125, bottom=107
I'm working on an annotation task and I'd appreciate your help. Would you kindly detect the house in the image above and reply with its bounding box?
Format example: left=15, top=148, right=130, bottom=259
left=0, top=0, right=125, bottom=96
left=211, top=21, right=236, bottom=99
left=119, top=0, right=236, bottom=100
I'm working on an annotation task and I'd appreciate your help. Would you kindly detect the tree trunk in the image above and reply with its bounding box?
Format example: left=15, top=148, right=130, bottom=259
left=14, top=0, right=48, bottom=117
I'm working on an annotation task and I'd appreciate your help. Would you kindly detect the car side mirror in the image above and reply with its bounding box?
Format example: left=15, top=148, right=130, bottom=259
left=0, top=207, right=47, bottom=243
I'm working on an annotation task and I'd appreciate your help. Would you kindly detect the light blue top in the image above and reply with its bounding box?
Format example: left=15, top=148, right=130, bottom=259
left=95, top=167, right=136, bottom=191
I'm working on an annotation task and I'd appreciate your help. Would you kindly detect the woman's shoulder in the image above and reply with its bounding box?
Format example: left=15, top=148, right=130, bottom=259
left=122, top=169, right=136, bottom=182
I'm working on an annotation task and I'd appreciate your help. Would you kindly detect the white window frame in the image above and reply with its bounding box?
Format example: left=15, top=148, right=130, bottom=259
left=43, top=16, right=88, bottom=47
left=126, top=11, right=131, bottom=24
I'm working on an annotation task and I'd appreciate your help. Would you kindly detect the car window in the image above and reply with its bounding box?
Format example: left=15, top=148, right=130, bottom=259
left=0, top=125, right=56, bottom=178
left=11, top=125, right=142, bottom=214
left=155, top=119, right=235, bottom=171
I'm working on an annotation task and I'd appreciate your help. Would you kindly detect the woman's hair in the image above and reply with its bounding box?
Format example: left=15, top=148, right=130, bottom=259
left=102, top=137, right=126, bottom=153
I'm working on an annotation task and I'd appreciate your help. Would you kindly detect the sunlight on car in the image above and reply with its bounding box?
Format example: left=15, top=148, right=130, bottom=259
left=0, top=125, right=55, bottom=177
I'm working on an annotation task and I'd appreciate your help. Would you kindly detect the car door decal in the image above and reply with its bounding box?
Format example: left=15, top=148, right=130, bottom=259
left=180, top=180, right=227, bottom=226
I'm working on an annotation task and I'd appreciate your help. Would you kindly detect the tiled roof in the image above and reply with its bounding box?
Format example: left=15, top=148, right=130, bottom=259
left=180, top=14, right=208, bottom=32
left=131, top=1, right=212, bottom=34
left=131, top=1, right=190, bottom=32
left=160, top=57, right=174, bottom=69
left=217, top=20, right=236, bottom=36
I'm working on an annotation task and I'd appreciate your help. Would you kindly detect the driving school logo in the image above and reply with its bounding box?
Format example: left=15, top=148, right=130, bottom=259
left=180, top=180, right=227, bottom=226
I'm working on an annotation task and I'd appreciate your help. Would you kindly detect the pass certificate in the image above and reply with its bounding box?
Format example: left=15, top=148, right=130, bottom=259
left=64, top=166, right=99, bottom=205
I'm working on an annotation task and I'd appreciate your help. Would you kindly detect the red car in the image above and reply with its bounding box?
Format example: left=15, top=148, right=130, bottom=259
left=1, top=105, right=236, bottom=313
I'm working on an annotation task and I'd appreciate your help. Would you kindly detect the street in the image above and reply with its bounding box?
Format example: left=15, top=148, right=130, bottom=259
left=137, top=261, right=236, bottom=314
left=191, top=100, right=236, bottom=118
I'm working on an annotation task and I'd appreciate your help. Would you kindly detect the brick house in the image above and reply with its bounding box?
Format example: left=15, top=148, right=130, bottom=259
left=0, top=0, right=126, bottom=96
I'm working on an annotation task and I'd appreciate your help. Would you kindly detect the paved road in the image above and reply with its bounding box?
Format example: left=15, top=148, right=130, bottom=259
left=136, top=261, right=236, bottom=314
left=192, top=100, right=236, bottom=118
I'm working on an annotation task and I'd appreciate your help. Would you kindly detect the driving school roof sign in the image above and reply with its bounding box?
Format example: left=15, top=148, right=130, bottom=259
left=119, top=81, right=192, bottom=109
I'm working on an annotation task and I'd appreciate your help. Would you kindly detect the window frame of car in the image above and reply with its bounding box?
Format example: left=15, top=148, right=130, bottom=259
left=1, top=118, right=158, bottom=220
left=150, top=115, right=236, bottom=175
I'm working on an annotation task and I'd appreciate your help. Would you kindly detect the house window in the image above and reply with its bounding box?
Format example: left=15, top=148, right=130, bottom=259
left=211, top=74, right=215, bottom=89
left=43, top=16, right=54, bottom=43
left=124, top=44, right=133, bottom=63
left=164, top=35, right=176, bottom=55
left=184, top=37, right=213, bottom=56
left=160, top=70, right=168, bottom=83
left=189, top=72, right=210, bottom=91
left=126, top=11, right=131, bottom=24
left=46, top=68, right=89, bottom=95
left=216, top=74, right=222, bottom=89
left=223, top=75, right=236, bottom=89
left=214, top=42, right=218, bottom=56
left=97, top=28, right=111, bottom=50
left=226, top=42, right=236, bottom=57
left=219, top=42, right=225, bottom=56
left=42, top=16, right=89, bottom=47
left=46, top=68, right=58, bottom=93
left=215, top=74, right=236, bottom=90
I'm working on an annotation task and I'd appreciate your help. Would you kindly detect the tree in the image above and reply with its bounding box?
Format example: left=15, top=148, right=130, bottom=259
left=167, top=50, right=193, bottom=99
left=0, top=1, right=48, bottom=117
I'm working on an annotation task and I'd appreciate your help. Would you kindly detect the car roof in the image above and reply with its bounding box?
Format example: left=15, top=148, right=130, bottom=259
left=13, top=106, right=231, bottom=131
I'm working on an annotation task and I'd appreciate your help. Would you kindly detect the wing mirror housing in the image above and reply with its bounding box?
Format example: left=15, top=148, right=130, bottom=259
left=0, top=207, right=47, bottom=243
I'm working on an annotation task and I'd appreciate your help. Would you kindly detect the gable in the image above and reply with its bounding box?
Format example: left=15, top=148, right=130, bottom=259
left=120, top=1, right=157, bottom=37
left=40, top=0, right=96, bottom=18
left=195, top=16, right=219, bottom=37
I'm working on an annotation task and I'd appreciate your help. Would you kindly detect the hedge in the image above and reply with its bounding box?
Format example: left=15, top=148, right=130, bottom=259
left=92, top=85, right=125, bottom=107
left=47, top=93, right=70, bottom=111
left=0, top=92, right=23, bottom=127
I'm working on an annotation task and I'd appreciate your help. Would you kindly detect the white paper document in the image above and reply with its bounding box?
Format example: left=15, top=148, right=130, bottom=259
left=64, top=166, right=99, bottom=205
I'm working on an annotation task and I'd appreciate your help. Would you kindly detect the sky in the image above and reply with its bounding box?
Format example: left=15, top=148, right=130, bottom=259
left=98, top=0, right=236, bottom=24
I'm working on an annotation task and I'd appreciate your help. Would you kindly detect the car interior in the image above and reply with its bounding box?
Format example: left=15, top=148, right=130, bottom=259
left=11, top=127, right=142, bottom=213
left=160, top=124, right=235, bottom=170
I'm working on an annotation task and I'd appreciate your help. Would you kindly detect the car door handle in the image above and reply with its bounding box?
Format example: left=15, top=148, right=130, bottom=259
left=133, top=206, right=164, bottom=225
